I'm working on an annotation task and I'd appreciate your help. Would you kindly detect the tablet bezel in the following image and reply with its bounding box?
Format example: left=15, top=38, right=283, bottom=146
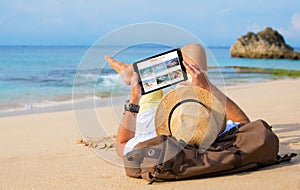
left=133, top=48, right=188, bottom=95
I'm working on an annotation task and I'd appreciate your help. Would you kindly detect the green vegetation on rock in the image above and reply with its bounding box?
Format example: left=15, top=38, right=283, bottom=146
left=231, top=66, right=300, bottom=78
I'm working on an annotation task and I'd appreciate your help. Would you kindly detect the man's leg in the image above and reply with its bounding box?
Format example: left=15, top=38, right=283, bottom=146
left=181, top=43, right=207, bottom=72
left=105, top=43, right=207, bottom=85
left=105, top=54, right=163, bottom=112
left=105, top=55, right=134, bottom=85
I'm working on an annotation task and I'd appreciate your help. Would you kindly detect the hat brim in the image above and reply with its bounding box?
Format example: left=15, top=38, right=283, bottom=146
left=154, top=86, right=226, bottom=148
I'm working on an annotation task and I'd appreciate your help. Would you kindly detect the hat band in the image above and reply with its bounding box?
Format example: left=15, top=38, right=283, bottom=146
left=168, top=99, right=209, bottom=136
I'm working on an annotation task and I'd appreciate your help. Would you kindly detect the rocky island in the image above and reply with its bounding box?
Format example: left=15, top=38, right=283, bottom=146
left=230, top=27, right=300, bottom=60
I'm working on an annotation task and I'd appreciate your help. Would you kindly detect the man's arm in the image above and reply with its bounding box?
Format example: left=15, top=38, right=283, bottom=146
left=116, top=72, right=142, bottom=157
left=183, top=62, right=250, bottom=124
left=208, top=82, right=250, bottom=123
left=116, top=112, right=137, bottom=157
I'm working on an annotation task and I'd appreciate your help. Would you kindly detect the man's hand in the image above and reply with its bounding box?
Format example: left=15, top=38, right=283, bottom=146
left=129, top=72, right=142, bottom=104
left=182, top=61, right=211, bottom=91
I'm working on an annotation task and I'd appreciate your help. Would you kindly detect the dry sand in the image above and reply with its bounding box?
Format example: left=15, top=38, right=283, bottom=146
left=0, top=79, right=300, bottom=189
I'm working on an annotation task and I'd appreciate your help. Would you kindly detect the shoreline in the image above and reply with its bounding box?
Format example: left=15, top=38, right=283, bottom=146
left=0, top=95, right=127, bottom=118
left=1, top=77, right=298, bottom=118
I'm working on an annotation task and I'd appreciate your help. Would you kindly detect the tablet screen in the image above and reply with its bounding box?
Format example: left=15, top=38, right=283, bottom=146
left=133, top=49, right=187, bottom=95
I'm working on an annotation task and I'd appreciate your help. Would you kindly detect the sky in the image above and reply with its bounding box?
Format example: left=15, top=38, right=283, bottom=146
left=0, top=0, right=300, bottom=47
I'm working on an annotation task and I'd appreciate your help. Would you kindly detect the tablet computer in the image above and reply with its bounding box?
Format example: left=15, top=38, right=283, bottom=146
left=133, top=48, right=188, bottom=95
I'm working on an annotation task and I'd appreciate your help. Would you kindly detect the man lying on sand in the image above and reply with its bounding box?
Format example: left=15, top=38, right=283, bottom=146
left=105, top=43, right=250, bottom=157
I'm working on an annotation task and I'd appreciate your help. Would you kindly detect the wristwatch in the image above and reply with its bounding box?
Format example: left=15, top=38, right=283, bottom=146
left=124, top=100, right=140, bottom=114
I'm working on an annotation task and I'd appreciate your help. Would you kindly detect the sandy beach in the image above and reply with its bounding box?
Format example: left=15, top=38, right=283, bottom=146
left=1, top=79, right=300, bottom=189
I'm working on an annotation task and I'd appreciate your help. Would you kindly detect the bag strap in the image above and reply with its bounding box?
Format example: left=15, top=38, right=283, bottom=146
left=171, top=140, right=187, bottom=174
left=276, top=153, right=297, bottom=164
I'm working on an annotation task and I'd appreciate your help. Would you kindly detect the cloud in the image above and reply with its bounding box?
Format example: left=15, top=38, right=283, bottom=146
left=246, top=23, right=263, bottom=32
left=218, top=8, right=232, bottom=14
left=278, top=13, right=300, bottom=37
left=291, top=13, right=300, bottom=31
left=1, top=0, right=300, bottom=46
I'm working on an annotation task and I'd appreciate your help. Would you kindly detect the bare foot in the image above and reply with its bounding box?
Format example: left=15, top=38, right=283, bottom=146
left=105, top=55, right=134, bottom=85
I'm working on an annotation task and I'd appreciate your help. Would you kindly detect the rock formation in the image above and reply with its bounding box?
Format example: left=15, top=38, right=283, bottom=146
left=230, top=27, right=300, bottom=60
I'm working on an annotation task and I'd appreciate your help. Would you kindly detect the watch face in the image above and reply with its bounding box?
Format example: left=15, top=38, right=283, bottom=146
left=124, top=101, right=139, bottom=113
left=129, top=103, right=139, bottom=113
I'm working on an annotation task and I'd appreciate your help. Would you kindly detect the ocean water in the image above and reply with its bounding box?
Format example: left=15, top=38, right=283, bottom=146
left=1, top=45, right=300, bottom=115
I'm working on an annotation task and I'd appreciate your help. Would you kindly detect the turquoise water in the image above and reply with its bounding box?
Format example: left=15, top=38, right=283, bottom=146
left=1, top=45, right=300, bottom=114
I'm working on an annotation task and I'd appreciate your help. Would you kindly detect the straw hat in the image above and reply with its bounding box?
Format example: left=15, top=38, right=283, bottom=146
left=155, top=86, right=226, bottom=149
